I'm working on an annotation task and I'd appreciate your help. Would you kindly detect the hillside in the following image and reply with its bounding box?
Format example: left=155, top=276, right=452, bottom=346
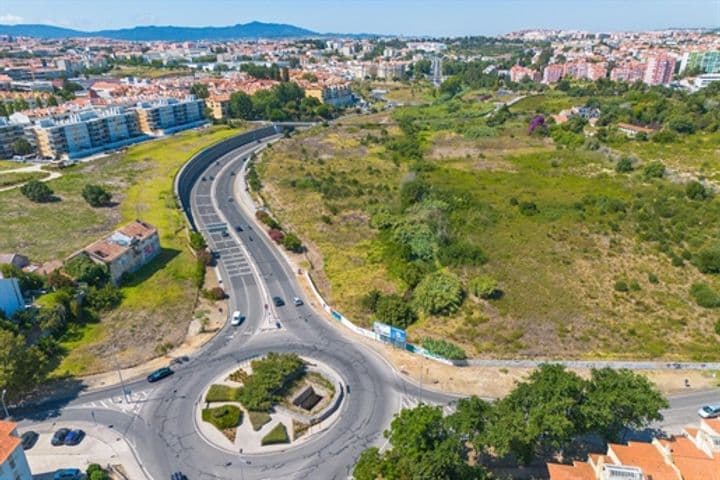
left=255, top=84, right=720, bottom=361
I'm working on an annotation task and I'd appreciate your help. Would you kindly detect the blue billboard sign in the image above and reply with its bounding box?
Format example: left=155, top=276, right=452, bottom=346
left=373, top=321, right=407, bottom=347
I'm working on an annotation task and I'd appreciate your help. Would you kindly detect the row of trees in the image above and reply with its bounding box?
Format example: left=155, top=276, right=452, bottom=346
left=20, top=180, right=112, bottom=207
left=227, top=81, right=336, bottom=122
left=354, top=365, right=668, bottom=479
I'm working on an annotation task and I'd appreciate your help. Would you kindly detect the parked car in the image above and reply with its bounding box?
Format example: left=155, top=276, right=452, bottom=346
left=228, top=197, right=233, bottom=202
left=273, top=296, right=285, bottom=307
left=221, top=230, right=229, bottom=238
left=53, top=468, right=82, bottom=480
left=236, top=225, right=244, bottom=232
left=698, top=404, right=720, bottom=418
left=292, top=296, right=303, bottom=306
left=64, top=429, right=85, bottom=446
left=147, top=367, right=174, bottom=383
left=231, top=311, right=245, bottom=326
left=20, top=430, right=38, bottom=450
left=51, top=428, right=70, bottom=446
left=171, top=473, right=188, bottom=480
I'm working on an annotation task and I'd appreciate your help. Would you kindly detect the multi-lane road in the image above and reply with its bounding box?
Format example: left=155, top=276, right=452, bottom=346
left=13, top=127, right=719, bottom=479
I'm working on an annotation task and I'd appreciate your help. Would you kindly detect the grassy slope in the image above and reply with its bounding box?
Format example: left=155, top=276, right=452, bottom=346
left=0, top=170, right=49, bottom=188
left=259, top=96, right=720, bottom=360
left=0, top=126, right=244, bottom=375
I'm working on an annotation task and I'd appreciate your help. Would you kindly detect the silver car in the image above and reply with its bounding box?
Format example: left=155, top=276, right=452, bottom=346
left=698, top=404, right=720, bottom=418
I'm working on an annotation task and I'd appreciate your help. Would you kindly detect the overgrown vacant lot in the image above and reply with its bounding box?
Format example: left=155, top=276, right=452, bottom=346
left=259, top=94, right=720, bottom=360
left=0, top=126, right=244, bottom=375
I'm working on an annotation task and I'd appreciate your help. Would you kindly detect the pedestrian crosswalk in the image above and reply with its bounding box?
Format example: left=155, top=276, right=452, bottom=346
left=69, top=389, right=150, bottom=416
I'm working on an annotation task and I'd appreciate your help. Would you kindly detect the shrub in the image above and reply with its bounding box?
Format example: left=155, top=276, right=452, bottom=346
left=694, top=245, right=720, bottom=274
left=201, top=405, right=243, bottom=431
left=189, top=231, right=207, bottom=251
left=256, top=210, right=280, bottom=229
left=205, top=384, right=239, bottom=403
left=614, top=280, right=629, bottom=292
left=468, top=275, right=499, bottom=299
left=361, top=289, right=382, bottom=312
left=642, top=161, right=665, bottom=180
left=685, top=181, right=709, bottom=201
left=86, top=464, right=110, bottom=480
left=0, top=264, right=44, bottom=291
left=615, top=157, right=634, bottom=173
left=196, top=248, right=213, bottom=266
left=261, top=423, right=290, bottom=445
left=413, top=271, right=464, bottom=315
left=63, top=254, right=109, bottom=287
left=648, top=273, right=659, bottom=284
left=421, top=337, right=467, bottom=360
left=236, top=352, right=305, bottom=411
left=438, top=241, right=487, bottom=267
left=193, top=259, right=206, bottom=288
left=20, top=179, right=53, bottom=202
left=690, top=283, right=720, bottom=309
left=375, top=294, right=417, bottom=329
left=248, top=411, right=272, bottom=431
left=202, top=287, right=226, bottom=301
left=282, top=232, right=303, bottom=253
left=86, top=284, right=123, bottom=312
left=81, top=184, right=112, bottom=207
left=268, top=228, right=285, bottom=243
left=629, top=280, right=641, bottom=291
left=518, top=201, right=539, bottom=216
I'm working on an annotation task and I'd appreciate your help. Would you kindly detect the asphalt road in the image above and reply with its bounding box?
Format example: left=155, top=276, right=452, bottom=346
left=13, top=131, right=720, bottom=480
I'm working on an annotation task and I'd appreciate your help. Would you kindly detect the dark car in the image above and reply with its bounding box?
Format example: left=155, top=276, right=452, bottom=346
left=236, top=225, right=243, bottom=232
left=221, top=230, right=229, bottom=238
left=53, top=468, right=82, bottom=480
left=272, top=296, right=285, bottom=307
left=64, top=429, right=85, bottom=446
left=51, top=428, right=70, bottom=446
left=171, top=473, right=188, bottom=480
left=21, top=431, right=39, bottom=450
left=147, top=367, right=174, bottom=383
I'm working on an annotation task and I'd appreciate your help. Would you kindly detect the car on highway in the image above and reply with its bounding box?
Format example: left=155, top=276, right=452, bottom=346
left=292, top=296, right=303, bottom=306
left=228, top=197, right=233, bottom=202
left=273, top=296, right=285, bottom=307
left=20, top=430, right=38, bottom=450
left=698, top=404, right=720, bottom=418
left=53, top=468, right=82, bottom=480
left=231, top=311, right=245, bottom=326
left=63, top=429, right=85, bottom=446
left=221, top=230, right=229, bottom=238
left=171, top=473, right=188, bottom=480
left=236, top=225, right=243, bottom=232
left=147, top=367, right=174, bottom=383
left=51, top=428, right=70, bottom=446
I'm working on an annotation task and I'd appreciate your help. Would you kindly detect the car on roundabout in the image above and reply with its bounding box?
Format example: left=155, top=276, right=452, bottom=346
left=147, top=367, right=174, bottom=383
left=231, top=311, right=245, bottom=326
left=273, top=296, right=285, bottom=307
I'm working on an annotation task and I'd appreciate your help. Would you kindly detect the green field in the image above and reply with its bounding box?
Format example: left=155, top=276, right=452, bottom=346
left=0, top=125, right=246, bottom=375
left=259, top=90, right=720, bottom=360
left=0, top=170, right=50, bottom=188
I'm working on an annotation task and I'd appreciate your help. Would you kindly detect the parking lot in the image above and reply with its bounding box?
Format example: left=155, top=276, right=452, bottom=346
left=22, top=422, right=148, bottom=479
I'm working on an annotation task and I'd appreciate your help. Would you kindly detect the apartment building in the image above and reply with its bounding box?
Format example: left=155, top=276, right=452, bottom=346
left=610, top=62, right=647, bottom=83
left=80, top=220, right=160, bottom=285
left=681, top=51, right=720, bottom=74
left=206, top=93, right=230, bottom=120
left=543, top=63, right=565, bottom=84
left=510, top=65, right=540, bottom=83
left=305, top=85, right=354, bottom=107
left=33, top=107, right=145, bottom=159
left=644, top=54, right=677, bottom=85
left=547, top=418, right=720, bottom=480
left=0, top=118, right=26, bottom=158
left=135, top=96, right=205, bottom=135
left=0, top=421, right=32, bottom=480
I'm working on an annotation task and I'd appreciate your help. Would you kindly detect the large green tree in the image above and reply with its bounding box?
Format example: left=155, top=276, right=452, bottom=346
left=413, top=270, right=464, bottom=315
left=20, top=179, right=53, bottom=202
left=375, top=294, right=417, bottom=329
left=228, top=91, right=254, bottom=120
left=0, top=329, right=50, bottom=402
left=81, top=184, right=113, bottom=207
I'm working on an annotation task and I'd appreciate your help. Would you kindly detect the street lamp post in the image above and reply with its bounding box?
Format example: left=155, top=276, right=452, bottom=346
left=1, top=389, right=8, bottom=418
left=113, top=354, right=130, bottom=404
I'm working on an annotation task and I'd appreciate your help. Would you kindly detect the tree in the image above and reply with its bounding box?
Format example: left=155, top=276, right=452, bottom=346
left=281, top=232, right=303, bottom=253
left=440, top=76, right=463, bottom=97
left=20, top=179, right=53, bottom=202
left=0, top=264, right=44, bottom=291
left=81, top=184, right=112, bottom=207
left=353, top=448, right=384, bottom=480
left=11, top=138, right=32, bottom=156
left=484, top=364, right=586, bottom=464
left=581, top=368, right=667, bottom=442
left=86, top=464, right=110, bottom=480
left=468, top=275, right=499, bottom=299
left=615, top=156, right=634, bottom=173
left=0, top=329, right=50, bottom=402
left=228, top=91, right=254, bottom=119
left=63, top=254, right=110, bottom=287
left=413, top=271, right=464, bottom=315
left=685, top=181, right=709, bottom=201
left=375, top=294, right=417, bottom=329
left=85, top=284, right=123, bottom=312
left=190, top=83, right=210, bottom=99
left=694, top=245, right=720, bottom=274
left=642, top=161, right=665, bottom=180
left=445, top=395, right=491, bottom=441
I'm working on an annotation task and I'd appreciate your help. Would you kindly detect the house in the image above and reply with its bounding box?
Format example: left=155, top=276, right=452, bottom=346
left=0, top=254, right=29, bottom=270
left=547, top=418, right=720, bottom=480
left=0, top=420, right=32, bottom=480
left=77, top=220, right=160, bottom=285
left=617, top=122, right=657, bottom=137
left=0, top=274, right=23, bottom=318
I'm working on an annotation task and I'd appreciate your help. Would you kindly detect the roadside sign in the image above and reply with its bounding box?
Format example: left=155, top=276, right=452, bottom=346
left=373, top=321, right=407, bottom=348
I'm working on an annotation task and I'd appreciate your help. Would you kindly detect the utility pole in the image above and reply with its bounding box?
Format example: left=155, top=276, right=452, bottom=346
left=113, top=354, right=130, bottom=404
left=418, top=355, right=423, bottom=405
left=1, top=389, right=9, bottom=418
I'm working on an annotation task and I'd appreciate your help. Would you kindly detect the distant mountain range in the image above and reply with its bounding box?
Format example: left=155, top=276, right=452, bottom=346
left=0, top=21, right=324, bottom=41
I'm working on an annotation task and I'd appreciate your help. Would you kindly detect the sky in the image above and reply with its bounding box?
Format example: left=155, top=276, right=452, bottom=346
left=0, top=0, right=718, bottom=36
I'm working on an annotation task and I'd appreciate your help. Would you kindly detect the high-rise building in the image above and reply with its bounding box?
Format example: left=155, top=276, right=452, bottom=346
left=643, top=54, right=676, bottom=85
left=682, top=51, right=720, bottom=74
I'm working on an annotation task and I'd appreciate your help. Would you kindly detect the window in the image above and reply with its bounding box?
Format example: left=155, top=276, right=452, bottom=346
left=8, top=455, right=16, bottom=469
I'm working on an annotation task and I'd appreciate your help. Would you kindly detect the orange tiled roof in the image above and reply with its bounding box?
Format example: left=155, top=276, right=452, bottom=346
left=703, top=418, right=720, bottom=435
left=0, top=420, right=20, bottom=464
left=547, top=462, right=595, bottom=480
left=609, top=442, right=680, bottom=480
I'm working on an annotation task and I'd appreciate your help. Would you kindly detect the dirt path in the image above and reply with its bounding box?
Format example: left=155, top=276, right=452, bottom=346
left=0, top=163, right=62, bottom=192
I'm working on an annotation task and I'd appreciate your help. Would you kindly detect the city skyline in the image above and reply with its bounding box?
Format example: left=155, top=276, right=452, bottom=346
left=0, top=0, right=718, bottom=37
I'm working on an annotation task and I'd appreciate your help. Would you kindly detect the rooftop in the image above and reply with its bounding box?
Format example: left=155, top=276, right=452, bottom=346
left=0, top=420, right=20, bottom=464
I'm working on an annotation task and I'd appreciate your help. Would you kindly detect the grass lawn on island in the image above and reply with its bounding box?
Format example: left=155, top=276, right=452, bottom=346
left=0, top=125, right=247, bottom=376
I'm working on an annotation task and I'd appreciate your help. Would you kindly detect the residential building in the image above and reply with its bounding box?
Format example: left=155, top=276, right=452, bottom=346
left=135, top=96, right=205, bottom=135
left=694, top=73, right=720, bottom=90
left=306, top=85, right=354, bottom=107
left=617, top=122, right=657, bottom=137
left=644, top=54, right=677, bottom=85
left=0, top=274, right=23, bottom=318
left=79, top=220, right=160, bottom=285
left=509, top=65, right=540, bottom=83
left=0, top=118, right=26, bottom=159
left=610, top=62, right=647, bottom=83
left=33, top=107, right=146, bottom=159
left=0, top=421, right=32, bottom=480
left=206, top=93, right=230, bottom=120
left=543, top=63, right=565, bottom=84
left=547, top=418, right=720, bottom=480
left=681, top=51, right=720, bottom=74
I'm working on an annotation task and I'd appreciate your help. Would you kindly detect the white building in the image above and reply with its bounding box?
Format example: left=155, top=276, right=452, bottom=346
left=0, top=421, right=32, bottom=480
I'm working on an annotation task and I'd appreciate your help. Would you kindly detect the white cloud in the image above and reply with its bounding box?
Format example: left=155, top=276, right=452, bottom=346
left=0, top=14, right=23, bottom=24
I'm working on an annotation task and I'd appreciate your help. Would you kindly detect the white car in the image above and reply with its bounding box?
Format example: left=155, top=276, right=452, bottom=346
left=698, top=404, right=720, bottom=418
left=230, top=311, right=244, bottom=326
left=292, top=296, right=303, bottom=306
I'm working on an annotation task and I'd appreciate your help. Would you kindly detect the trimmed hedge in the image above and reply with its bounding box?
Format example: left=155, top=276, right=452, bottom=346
left=261, top=422, right=290, bottom=446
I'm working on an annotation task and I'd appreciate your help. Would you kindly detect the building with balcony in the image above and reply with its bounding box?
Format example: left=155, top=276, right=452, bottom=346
left=0, top=118, right=27, bottom=159
left=644, top=54, right=677, bottom=85
left=206, top=93, right=230, bottom=120
left=0, top=421, right=32, bottom=480
left=135, top=96, right=205, bottom=136
left=681, top=51, right=720, bottom=74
